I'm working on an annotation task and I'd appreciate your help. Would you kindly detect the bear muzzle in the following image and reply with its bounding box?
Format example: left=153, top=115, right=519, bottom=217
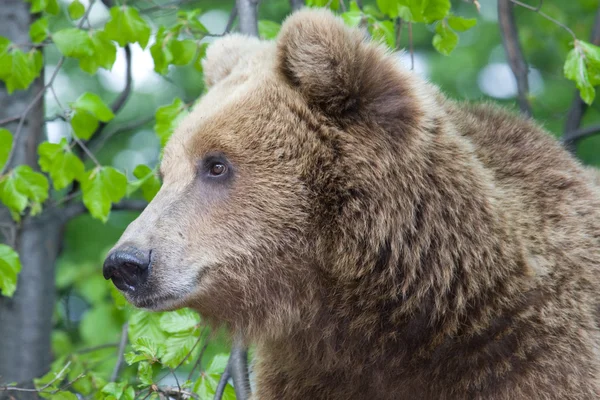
left=103, top=247, right=152, bottom=292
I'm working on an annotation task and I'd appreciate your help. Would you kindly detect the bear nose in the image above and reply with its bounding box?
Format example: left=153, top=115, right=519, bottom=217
left=103, top=247, right=151, bottom=292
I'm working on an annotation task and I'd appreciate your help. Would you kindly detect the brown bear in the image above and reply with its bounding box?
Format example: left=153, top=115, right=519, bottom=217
left=103, top=9, right=600, bottom=400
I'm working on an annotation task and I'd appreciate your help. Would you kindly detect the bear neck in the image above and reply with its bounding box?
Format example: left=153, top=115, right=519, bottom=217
left=294, top=113, right=532, bottom=369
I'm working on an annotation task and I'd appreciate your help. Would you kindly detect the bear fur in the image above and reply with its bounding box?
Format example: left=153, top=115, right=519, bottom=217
left=108, top=9, right=600, bottom=399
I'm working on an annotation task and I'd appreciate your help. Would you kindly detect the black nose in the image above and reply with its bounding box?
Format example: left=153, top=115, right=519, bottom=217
left=103, top=247, right=151, bottom=292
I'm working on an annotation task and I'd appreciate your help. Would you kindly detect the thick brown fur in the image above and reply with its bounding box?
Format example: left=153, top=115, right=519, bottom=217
left=109, top=9, right=600, bottom=399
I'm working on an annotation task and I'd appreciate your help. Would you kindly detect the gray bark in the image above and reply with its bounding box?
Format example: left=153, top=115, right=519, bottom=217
left=236, top=0, right=259, bottom=37
left=0, top=0, right=62, bottom=393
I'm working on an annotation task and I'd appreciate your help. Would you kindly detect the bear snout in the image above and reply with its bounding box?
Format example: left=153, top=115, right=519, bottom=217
left=103, top=247, right=152, bottom=292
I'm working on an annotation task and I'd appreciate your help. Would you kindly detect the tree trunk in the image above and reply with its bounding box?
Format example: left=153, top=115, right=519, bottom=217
left=0, top=0, right=62, bottom=393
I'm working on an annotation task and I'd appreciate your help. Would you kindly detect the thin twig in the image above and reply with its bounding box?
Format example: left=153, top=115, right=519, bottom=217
left=61, top=199, right=148, bottom=222
left=72, top=132, right=101, bottom=168
left=498, top=0, right=532, bottom=117
left=213, top=364, right=231, bottom=400
left=0, top=115, right=21, bottom=126
left=224, top=7, right=238, bottom=35
left=510, top=0, right=576, bottom=40
left=0, top=362, right=71, bottom=393
left=88, top=115, right=154, bottom=154
left=83, top=45, right=133, bottom=158
left=110, top=322, right=128, bottom=382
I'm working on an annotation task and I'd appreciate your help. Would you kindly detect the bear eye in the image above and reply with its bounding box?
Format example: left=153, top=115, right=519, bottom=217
left=209, top=162, right=227, bottom=177
left=200, top=153, right=232, bottom=182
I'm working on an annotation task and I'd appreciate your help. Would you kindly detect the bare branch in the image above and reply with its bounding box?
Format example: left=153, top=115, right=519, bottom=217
left=236, top=0, right=259, bottom=36
left=290, top=0, right=304, bottom=11
left=230, top=336, right=251, bottom=400
left=510, top=0, right=576, bottom=40
left=61, top=199, right=148, bottom=222
left=563, top=6, right=600, bottom=150
left=498, top=0, right=532, bottom=117
left=213, top=363, right=231, bottom=400
left=83, top=44, right=133, bottom=157
left=110, top=322, right=128, bottom=382
left=0, top=362, right=71, bottom=393
left=224, top=7, right=238, bottom=35
left=562, top=124, right=600, bottom=145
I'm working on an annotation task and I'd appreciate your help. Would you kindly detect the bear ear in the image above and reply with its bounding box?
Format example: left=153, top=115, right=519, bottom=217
left=203, top=34, right=270, bottom=87
left=276, top=9, right=425, bottom=130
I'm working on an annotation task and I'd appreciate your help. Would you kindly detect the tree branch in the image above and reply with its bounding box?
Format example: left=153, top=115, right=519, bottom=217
left=229, top=336, right=250, bottom=400
left=213, top=364, right=231, bottom=400
left=236, top=0, right=259, bottom=36
left=224, top=7, right=238, bottom=35
left=83, top=44, right=133, bottom=157
left=562, top=124, right=600, bottom=144
left=563, top=6, right=600, bottom=150
left=290, top=0, right=304, bottom=11
left=110, top=322, right=128, bottom=382
left=498, top=0, right=532, bottom=117
left=61, top=199, right=148, bottom=222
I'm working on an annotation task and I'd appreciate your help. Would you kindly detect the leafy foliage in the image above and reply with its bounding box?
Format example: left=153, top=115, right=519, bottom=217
left=0, top=0, right=599, bottom=399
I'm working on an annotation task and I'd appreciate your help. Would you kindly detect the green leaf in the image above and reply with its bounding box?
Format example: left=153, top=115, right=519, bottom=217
left=422, top=0, right=451, bottom=23
left=433, top=22, right=458, bottom=56
left=125, top=351, right=148, bottom=365
left=128, top=309, right=167, bottom=345
left=580, top=41, right=600, bottom=67
left=30, top=17, right=49, bottom=44
left=46, top=0, right=60, bottom=14
left=38, top=140, right=85, bottom=190
left=138, top=361, right=153, bottom=385
left=132, top=337, right=165, bottom=360
left=26, top=0, right=48, bottom=13
left=132, top=164, right=161, bottom=201
left=447, top=15, right=477, bottom=32
left=376, top=0, right=398, bottom=17
left=159, top=309, right=199, bottom=333
left=0, top=165, right=49, bottom=219
left=193, top=372, right=236, bottom=400
left=0, top=128, right=12, bottom=171
left=565, top=45, right=596, bottom=105
left=52, top=28, right=94, bottom=58
left=171, top=39, right=197, bottom=66
left=80, top=166, right=127, bottom=222
left=258, top=20, right=281, bottom=40
left=79, top=31, right=117, bottom=74
left=2, top=49, right=41, bottom=93
left=155, top=98, right=188, bottom=147
left=206, top=353, right=229, bottom=375
left=68, top=0, right=86, bottom=19
left=150, top=27, right=173, bottom=75
left=307, top=0, right=339, bottom=9
left=104, top=6, right=151, bottom=48
left=102, top=382, right=127, bottom=399
left=70, top=93, right=114, bottom=140
left=72, top=92, right=115, bottom=122
left=70, top=110, right=99, bottom=140
left=341, top=11, right=363, bottom=28
left=0, top=244, right=21, bottom=297
left=370, top=20, right=395, bottom=48
left=192, top=42, right=209, bottom=73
